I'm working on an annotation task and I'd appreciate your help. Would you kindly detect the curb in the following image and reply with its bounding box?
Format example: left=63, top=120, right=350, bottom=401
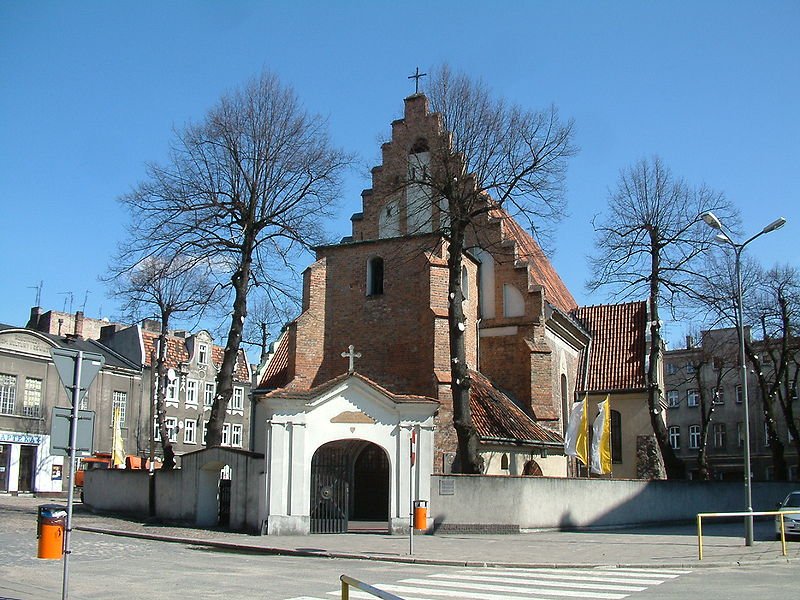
left=75, top=526, right=797, bottom=570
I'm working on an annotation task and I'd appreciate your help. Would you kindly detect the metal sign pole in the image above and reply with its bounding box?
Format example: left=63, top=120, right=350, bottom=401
left=409, top=429, right=415, bottom=556
left=62, top=350, right=82, bottom=600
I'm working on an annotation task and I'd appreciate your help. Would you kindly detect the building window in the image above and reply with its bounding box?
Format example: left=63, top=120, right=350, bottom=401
left=184, top=420, right=196, bottom=444
left=666, top=363, right=677, bottom=376
left=0, top=374, right=16, bottom=415
left=153, top=420, right=160, bottom=442
left=165, top=378, right=178, bottom=405
left=713, top=423, right=726, bottom=448
left=712, top=387, right=724, bottom=404
left=686, top=363, right=696, bottom=374
left=687, top=389, right=699, bottom=407
left=23, top=377, right=42, bottom=418
left=611, top=410, right=622, bottom=463
left=689, top=425, right=701, bottom=449
left=198, top=343, right=208, bottom=365
left=185, top=380, right=198, bottom=407
left=667, top=390, right=679, bottom=408
left=166, top=417, right=178, bottom=443
left=669, top=426, right=681, bottom=450
left=231, top=387, right=244, bottom=412
left=222, top=423, right=231, bottom=446
left=461, top=265, right=469, bottom=299
left=736, top=385, right=743, bottom=404
left=500, top=453, right=509, bottom=470
left=231, top=424, right=242, bottom=448
left=366, top=256, right=384, bottom=296
left=737, top=422, right=745, bottom=448
left=112, top=391, right=127, bottom=426
left=204, top=383, right=215, bottom=408
left=200, top=421, right=207, bottom=445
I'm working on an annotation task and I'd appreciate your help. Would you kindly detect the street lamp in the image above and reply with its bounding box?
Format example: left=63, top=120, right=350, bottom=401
left=700, top=211, right=786, bottom=546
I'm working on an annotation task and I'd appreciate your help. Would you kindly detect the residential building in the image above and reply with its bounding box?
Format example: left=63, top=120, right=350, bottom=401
left=664, top=328, right=799, bottom=480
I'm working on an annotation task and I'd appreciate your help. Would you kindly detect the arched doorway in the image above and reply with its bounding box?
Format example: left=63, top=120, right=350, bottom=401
left=310, top=440, right=390, bottom=533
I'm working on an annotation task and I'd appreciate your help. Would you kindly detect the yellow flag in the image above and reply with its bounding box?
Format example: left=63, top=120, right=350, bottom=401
left=591, top=395, right=612, bottom=475
left=111, top=406, right=125, bottom=468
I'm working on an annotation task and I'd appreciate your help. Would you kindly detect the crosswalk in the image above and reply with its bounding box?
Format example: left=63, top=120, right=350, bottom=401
left=286, top=566, right=690, bottom=600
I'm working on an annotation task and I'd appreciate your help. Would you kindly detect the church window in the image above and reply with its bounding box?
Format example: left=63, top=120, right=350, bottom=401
left=406, top=151, right=432, bottom=234
left=560, top=375, right=569, bottom=435
left=523, top=460, right=543, bottom=476
left=367, top=256, right=384, bottom=296
left=611, top=409, right=622, bottom=463
left=502, top=284, right=525, bottom=318
left=500, top=453, right=509, bottom=470
left=473, top=248, right=496, bottom=319
left=461, top=266, right=469, bottom=299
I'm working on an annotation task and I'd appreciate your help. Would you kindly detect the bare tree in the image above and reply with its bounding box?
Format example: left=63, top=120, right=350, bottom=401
left=589, top=157, right=736, bottom=478
left=407, top=66, right=575, bottom=473
left=119, top=71, right=351, bottom=447
left=108, top=255, right=217, bottom=469
left=747, top=264, right=800, bottom=478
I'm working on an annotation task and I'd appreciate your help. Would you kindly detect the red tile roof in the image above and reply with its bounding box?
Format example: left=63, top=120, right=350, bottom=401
left=493, top=209, right=578, bottom=313
left=573, top=301, right=648, bottom=393
left=258, top=332, right=290, bottom=389
left=141, top=330, right=250, bottom=383
left=470, top=370, right=563, bottom=445
left=258, top=370, right=438, bottom=405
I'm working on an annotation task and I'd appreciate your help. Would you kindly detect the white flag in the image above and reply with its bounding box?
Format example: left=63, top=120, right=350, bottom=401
left=564, top=397, right=588, bottom=466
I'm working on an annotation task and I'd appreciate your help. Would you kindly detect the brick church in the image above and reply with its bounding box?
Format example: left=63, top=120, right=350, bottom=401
left=250, top=93, right=652, bottom=534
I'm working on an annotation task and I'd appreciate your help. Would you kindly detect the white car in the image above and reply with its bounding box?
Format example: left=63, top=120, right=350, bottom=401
left=775, top=491, right=800, bottom=539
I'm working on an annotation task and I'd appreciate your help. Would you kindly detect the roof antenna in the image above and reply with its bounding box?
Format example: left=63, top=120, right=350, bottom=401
left=59, top=291, right=74, bottom=313
left=81, top=290, right=90, bottom=312
left=28, top=280, right=43, bottom=306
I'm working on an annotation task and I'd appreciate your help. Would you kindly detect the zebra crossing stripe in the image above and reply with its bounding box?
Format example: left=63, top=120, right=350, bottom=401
left=396, top=577, right=629, bottom=599
left=469, top=569, right=671, bottom=586
left=593, top=568, right=689, bottom=578
left=333, top=584, right=572, bottom=599
left=429, top=573, right=646, bottom=592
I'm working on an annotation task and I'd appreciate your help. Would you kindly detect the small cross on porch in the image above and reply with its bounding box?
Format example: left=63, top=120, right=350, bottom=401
left=341, top=344, right=362, bottom=374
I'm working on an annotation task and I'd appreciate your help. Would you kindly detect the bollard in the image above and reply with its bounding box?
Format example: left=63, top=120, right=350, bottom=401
left=37, top=504, right=67, bottom=559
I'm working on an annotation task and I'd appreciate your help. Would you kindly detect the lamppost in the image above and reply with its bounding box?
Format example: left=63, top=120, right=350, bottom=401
left=700, top=211, right=786, bottom=546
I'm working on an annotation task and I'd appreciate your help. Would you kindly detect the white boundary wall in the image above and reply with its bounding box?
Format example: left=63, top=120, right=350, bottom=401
left=430, top=475, right=798, bottom=531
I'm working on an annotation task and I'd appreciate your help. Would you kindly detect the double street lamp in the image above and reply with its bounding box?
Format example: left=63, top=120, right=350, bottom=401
left=700, top=211, right=786, bottom=546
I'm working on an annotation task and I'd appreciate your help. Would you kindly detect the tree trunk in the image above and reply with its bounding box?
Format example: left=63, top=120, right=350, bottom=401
left=155, top=317, right=175, bottom=470
left=447, top=219, right=483, bottom=474
left=647, top=236, right=683, bottom=479
left=697, top=396, right=712, bottom=480
left=206, top=233, right=254, bottom=447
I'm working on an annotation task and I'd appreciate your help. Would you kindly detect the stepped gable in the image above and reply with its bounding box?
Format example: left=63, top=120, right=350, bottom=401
left=141, top=330, right=250, bottom=383
left=470, top=370, right=563, bottom=445
left=573, top=301, right=648, bottom=393
left=491, top=208, right=577, bottom=314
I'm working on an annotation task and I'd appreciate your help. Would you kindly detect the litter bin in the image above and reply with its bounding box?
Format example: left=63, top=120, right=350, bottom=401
left=37, top=504, right=67, bottom=559
left=413, top=500, right=428, bottom=531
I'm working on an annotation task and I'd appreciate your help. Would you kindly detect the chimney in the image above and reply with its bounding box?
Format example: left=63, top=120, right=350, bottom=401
left=686, top=335, right=694, bottom=349
left=74, top=311, right=85, bottom=339
left=26, top=306, right=42, bottom=329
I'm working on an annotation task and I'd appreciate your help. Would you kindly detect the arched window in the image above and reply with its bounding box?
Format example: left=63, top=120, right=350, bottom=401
left=611, top=409, right=622, bottom=464
left=500, top=453, right=509, bottom=470
left=461, top=265, right=469, bottom=300
left=523, top=460, right=543, bottom=476
left=366, top=257, right=384, bottom=296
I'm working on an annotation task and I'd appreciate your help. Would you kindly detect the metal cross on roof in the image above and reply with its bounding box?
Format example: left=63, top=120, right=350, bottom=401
left=341, top=344, right=362, bottom=374
left=408, top=67, right=427, bottom=94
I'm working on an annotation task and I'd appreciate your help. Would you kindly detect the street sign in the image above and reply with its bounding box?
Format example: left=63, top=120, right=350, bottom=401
left=50, top=348, right=104, bottom=405
left=50, top=407, right=95, bottom=457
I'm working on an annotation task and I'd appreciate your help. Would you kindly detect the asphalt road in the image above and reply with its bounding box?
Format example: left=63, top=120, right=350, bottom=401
left=1, top=502, right=797, bottom=599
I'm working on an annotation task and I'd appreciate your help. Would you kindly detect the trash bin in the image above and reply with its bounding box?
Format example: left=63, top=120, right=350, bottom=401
left=37, top=504, right=67, bottom=559
left=413, top=500, right=428, bottom=531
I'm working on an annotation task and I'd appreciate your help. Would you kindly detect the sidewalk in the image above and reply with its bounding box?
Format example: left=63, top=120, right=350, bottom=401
left=4, top=494, right=798, bottom=569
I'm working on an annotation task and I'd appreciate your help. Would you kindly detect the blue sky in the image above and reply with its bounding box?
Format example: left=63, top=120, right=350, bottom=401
left=1, top=1, right=797, bottom=347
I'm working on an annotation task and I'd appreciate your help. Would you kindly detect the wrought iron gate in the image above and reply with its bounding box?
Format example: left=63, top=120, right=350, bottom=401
left=218, top=478, right=231, bottom=527
left=310, top=444, right=350, bottom=533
